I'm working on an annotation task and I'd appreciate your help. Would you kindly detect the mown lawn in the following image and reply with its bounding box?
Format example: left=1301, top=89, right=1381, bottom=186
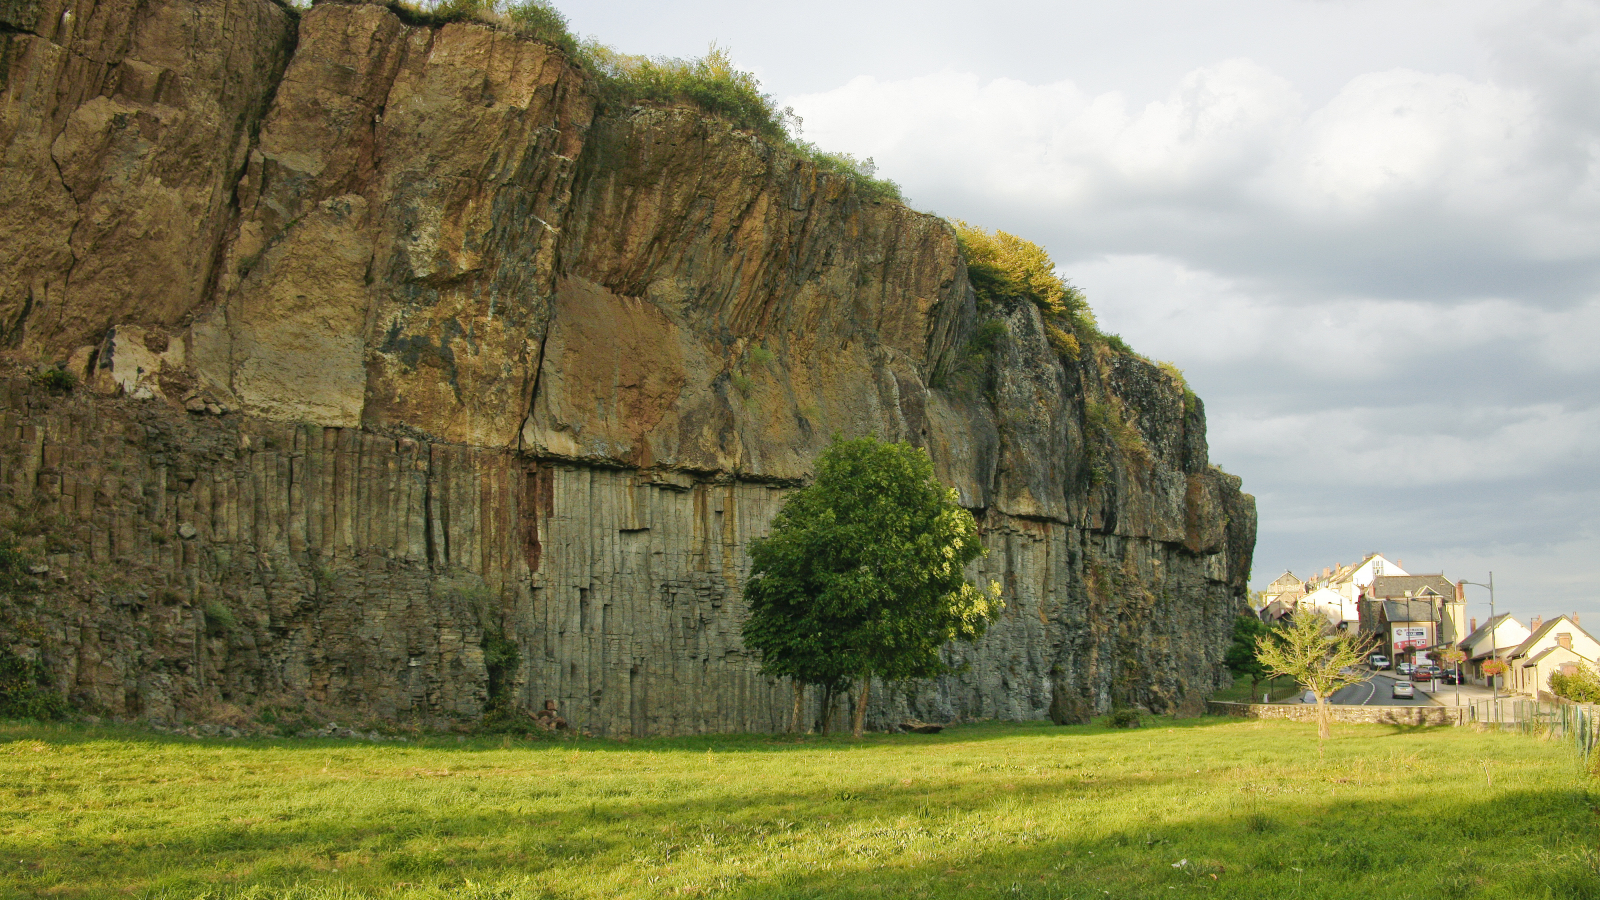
left=1204, top=674, right=1302, bottom=704
left=1, top=717, right=1594, bottom=899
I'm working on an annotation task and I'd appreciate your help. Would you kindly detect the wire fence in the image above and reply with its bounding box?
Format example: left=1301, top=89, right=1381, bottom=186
left=1468, top=697, right=1600, bottom=766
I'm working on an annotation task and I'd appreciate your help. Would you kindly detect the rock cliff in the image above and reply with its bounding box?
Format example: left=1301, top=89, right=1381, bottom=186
left=0, top=0, right=1255, bottom=734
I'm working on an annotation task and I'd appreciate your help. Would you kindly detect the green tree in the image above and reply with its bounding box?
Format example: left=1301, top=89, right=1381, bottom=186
left=1255, top=607, right=1375, bottom=741
left=741, top=435, right=1002, bottom=737
left=1224, top=614, right=1277, bottom=700
left=1550, top=662, right=1600, bottom=703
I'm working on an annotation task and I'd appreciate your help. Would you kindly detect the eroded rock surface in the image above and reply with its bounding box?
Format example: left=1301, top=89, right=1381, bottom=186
left=0, top=0, right=1255, bottom=734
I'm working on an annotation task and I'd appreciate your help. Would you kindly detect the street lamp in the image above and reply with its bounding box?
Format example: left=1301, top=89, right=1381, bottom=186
left=1458, top=574, right=1497, bottom=723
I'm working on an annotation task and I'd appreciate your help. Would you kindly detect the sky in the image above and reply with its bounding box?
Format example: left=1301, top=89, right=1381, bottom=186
left=555, top=0, right=1600, bottom=629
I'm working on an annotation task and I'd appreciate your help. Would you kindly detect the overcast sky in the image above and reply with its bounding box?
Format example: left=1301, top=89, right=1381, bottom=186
left=558, top=0, right=1600, bottom=628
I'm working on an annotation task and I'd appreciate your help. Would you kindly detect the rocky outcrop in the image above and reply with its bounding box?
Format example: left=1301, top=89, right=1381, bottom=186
left=0, top=0, right=1255, bottom=734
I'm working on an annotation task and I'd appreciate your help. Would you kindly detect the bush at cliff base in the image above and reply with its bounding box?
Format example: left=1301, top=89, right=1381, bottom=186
left=741, top=435, right=1001, bottom=735
left=0, top=649, right=67, bottom=720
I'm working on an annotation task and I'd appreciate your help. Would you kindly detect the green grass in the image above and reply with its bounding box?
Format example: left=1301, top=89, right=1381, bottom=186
left=1209, top=672, right=1304, bottom=704
left=2, top=718, right=1594, bottom=898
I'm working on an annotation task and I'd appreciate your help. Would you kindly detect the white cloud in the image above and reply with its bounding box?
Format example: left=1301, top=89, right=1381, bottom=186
left=1268, top=70, right=1539, bottom=218
left=791, top=60, right=1304, bottom=207
left=788, top=46, right=1600, bottom=300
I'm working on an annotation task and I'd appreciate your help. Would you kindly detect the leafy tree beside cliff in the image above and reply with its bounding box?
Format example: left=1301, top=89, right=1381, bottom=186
left=1256, top=607, right=1375, bottom=741
left=742, top=436, right=1002, bottom=737
left=1224, top=614, right=1278, bottom=700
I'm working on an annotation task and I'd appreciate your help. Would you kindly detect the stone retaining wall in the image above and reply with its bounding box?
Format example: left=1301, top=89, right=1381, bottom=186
left=1208, top=700, right=1466, bottom=726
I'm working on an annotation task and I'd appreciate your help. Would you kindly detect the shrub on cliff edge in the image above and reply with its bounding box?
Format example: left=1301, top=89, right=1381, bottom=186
left=952, top=221, right=1098, bottom=358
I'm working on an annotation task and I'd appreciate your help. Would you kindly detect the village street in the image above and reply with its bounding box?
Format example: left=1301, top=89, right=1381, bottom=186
left=1326, top=672, right=1440, bottom=708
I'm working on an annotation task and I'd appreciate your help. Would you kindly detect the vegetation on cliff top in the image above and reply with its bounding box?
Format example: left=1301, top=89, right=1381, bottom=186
left=387, top=4, right=1168, bottom=380
left=389, top=1, right=905, bottom=201
left=951, top=221, right=1101, bottom=360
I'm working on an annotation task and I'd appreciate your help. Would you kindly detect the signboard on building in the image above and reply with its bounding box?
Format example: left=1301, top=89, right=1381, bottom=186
left=1393, top=626, right=1429, bottom=650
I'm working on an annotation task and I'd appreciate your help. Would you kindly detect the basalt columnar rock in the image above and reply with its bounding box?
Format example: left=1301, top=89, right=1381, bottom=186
left=0, top=0, right=1255, bottom=734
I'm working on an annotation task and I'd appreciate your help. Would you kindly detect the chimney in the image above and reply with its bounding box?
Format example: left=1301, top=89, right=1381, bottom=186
left=1323, top=567, right=1331, bottom=579
left=1558, top=633, right=1573, bottom=650
left=1397, top=559, right=1403, bottom=569
left=1575, top=613, right=1582, bottom=627
left=1470, top=617, right=1478, bottom=633
left=1530, top=615, right=1542, bottom=631
left=1456, top=581, right=1466, bottom=602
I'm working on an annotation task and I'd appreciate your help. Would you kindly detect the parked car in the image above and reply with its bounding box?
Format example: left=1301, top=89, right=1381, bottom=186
left=1418, top=665, right=1442, bottom=680
left=1442, top=670, right=1462, bottom=685
left=1397, top=662, right=1415, bottom=676
left=1392, top=680, right=1415, bottom=699
left=1369, top=654, right=1390, bottom=670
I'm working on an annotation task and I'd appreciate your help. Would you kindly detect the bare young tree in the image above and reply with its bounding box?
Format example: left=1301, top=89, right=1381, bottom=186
left=1256, top=607, right=1376, bottom=741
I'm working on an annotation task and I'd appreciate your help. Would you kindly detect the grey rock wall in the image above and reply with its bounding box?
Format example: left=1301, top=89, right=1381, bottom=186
left=0, top=374, right=1251, bottom=733
left=0, top=0, right=1256, bottom=735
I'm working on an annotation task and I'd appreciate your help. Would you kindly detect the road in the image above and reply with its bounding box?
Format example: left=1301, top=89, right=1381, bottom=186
left=1325, top=671, right=1440, bottom=707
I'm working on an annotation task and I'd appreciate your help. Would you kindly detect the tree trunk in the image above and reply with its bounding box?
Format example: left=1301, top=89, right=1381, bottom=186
left=853, top=676, right=871, bottom=738
left=819, top=686, right=836, bottom=734
left=790, top=681, right=804, bottom=734
left=1316, top=694, right=1331, bottom=741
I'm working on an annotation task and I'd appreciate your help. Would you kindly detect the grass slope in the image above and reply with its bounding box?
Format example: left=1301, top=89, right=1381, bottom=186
left=2, top=718, right=1594, bottom=899
left=1208, top=673, right=1305, bottom=704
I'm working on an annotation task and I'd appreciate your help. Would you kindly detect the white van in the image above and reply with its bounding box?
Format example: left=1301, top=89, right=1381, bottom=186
left=1369, top=654, right=1390, bottom=670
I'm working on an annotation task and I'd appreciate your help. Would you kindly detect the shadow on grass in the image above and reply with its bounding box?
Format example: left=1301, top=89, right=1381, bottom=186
left=705, top=788, right=1600, bottom=900
left=1376, top=722, right=1449, bottom=737
left=8, top=769, right=1596, bottom=900
left=2, top=719, right=1589, bottom=891
left=1, top=715, right=1254, bottom=758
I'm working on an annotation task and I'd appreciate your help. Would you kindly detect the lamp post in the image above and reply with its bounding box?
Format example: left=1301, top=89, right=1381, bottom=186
left=1459, top=574, right=1497, bottom=723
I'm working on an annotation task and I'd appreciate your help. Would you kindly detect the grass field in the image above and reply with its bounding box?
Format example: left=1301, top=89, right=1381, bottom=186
left=2, top=717, right=1595, bottom=899
left=1205, top=674, right=1303, bottom=704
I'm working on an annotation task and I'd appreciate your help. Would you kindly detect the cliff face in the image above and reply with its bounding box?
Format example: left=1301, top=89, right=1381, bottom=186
left=0, top=0, right=1255, bottom=734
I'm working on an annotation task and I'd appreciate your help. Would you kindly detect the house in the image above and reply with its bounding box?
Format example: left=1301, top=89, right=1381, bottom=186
left=1504, top=615, right=1600, bottom=698
left=1299, top=586, right=1358, bottom=629
left=1457, top=614, right=1530, bottom=688
left=1367, top=574, right=1469, bottom=647
left=1261, top=571, right=1305, bottom=604
left=1363, top=599, right=1441, bottom=666
left=1259, top=596, right=1299, bottom=624
left=1309, top=553, right=1408, bottom=602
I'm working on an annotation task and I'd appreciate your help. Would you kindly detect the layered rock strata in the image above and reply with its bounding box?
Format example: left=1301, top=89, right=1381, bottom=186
left=0, top=0, right=1255, bottom=734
